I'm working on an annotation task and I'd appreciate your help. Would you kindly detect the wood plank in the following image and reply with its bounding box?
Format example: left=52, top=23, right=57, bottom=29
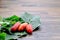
left=0, top=0, right=60, bottom=40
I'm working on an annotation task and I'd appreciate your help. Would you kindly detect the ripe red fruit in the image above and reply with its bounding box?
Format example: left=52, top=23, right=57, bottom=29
left=18, top=23, right=28, bottom=31
left=26, top=24, right=33, bottom=34
left=11, top=22, right=21, bottom=32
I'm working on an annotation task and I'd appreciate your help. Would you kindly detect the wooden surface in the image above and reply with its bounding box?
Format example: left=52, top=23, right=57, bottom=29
left=0, top=0, right=60, bottom=40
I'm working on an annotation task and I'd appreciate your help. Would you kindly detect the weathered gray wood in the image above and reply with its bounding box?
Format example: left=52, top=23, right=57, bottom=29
left=1, top=0, right=60, bottom=7
left=0, top=0, right=60, bottom=40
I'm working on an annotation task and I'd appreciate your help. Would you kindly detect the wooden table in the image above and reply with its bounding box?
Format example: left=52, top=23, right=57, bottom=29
left=0, top=0, right=60, bottom=40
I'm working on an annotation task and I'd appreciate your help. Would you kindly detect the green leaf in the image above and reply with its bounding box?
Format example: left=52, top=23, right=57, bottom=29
left=29, top=16, right=40, bottom=30
left=0, top=32, right=6, bottom=40
left=20, top=12, right=41, bottom=30
left=5, top=31, right=27, bottom=40
left=1, top=28, right=11, bottom=34
left=0, top=22, right=10, bottom=25
left=0, top=16, right=3, bottom=21
left=5, top=15, right=19, bottom=22
left=15, top=31, right=27, bottom=38
left=5, top=34, right=18, bottom=40
left=4, top=15, right=25, bottom=24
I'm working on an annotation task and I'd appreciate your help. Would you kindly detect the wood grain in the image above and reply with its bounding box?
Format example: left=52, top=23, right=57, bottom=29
left=0, top=0, right=60, bottom=40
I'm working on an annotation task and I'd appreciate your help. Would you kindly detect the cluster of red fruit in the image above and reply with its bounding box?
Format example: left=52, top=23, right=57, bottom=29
left=11, top=22, right=33, bottom=34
